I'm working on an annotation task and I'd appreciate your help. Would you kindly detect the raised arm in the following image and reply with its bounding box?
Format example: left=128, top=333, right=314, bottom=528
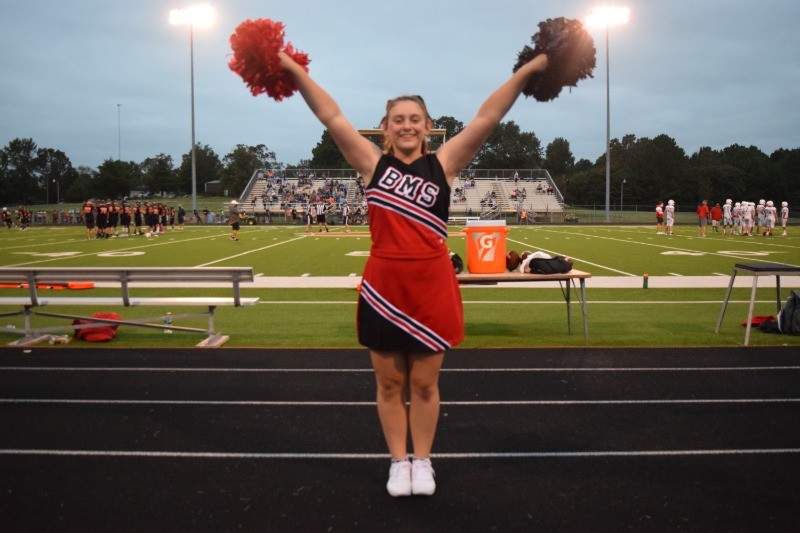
left=279, top=52, right=381, bottom=179
left=436, top=54, right=549, bottom=181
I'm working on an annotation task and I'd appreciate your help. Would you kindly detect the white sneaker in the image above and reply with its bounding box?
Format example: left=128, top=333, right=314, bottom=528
left=411, top=457, right=436, bottom=496
left=386, top=459, right=412, bottom=497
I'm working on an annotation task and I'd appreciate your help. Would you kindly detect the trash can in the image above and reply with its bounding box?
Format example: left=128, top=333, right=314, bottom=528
left=464, top=220, right=509, bottom=274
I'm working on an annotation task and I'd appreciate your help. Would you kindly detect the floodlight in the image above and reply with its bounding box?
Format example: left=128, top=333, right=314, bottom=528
left=169, top=5, right=215, bottom=27
left=587, top=6, right=630, bottom=27
left=169, top=4, right=215, bottom=213
left=587, top=6, right=630, bottom=222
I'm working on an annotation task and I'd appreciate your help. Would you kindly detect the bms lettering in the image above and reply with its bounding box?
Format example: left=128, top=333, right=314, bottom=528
left=377, top=167, right=440, bottom=208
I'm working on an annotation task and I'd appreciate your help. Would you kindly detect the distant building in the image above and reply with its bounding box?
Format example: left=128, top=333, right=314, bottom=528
left=204, top=180, right=223, bottom=195
left=129, top=188, right=148, bottom=199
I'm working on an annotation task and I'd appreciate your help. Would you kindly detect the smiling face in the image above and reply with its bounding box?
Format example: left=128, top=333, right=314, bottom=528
left=381, top=96, right=432, bottom=161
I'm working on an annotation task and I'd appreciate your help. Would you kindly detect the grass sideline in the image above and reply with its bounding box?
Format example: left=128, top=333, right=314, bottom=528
left=1, top=224, right=798, bottom=348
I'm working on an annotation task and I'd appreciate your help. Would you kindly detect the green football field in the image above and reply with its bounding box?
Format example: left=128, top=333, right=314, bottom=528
left=1, top=223, right=799, bottom=348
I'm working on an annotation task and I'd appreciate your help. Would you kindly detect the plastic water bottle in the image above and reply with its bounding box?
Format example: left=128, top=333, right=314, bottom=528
left=164, top=312, right=173, bottom=334
left=48, top=334, right=71, bottom=345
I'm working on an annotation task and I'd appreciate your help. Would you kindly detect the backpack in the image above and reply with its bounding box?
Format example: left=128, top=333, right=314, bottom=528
left=527, top=255, right=573, bottom=275
left=72, top=312, right=122, bottom=342
left=778, top=290, right=800, bottom=335
left=451, top=253, right=464, bottom=274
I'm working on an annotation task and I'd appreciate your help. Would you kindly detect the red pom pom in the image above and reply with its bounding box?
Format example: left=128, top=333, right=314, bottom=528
left=228, top=18, right=310, bottom=102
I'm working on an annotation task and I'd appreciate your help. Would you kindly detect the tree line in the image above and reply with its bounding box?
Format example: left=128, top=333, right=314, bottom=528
left=0, top=138, right=281, bottom=206
left=2, top=118, right=797, bottom=209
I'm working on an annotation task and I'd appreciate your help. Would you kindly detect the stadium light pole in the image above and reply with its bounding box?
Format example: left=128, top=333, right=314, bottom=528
left=169, top=5, right=214, bottom=215
left=587, top=6, right=630, bottom=223
left=620, top=178, right=625, bottom=211
left=117, top=103, right=122, bottom=161
left=53, top=179, right=60, bottom=204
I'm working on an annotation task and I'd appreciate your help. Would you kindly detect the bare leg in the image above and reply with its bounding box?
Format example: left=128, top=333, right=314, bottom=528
left=407, top=352, right=444, bottom=458
left=371, top=350, right=410, bottom=459
left=370, top=350, right=445, bottom=459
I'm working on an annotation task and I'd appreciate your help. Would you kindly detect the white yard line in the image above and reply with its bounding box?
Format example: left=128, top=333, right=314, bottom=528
left=526, top=227, right=800, bottom=267
left=86, top=275, right=800, bottom=289
left=197, top=235, right=308, bottom=267
left=5, top=231, right=227, bottom=268
left=506, top=237, right=637, bottom=276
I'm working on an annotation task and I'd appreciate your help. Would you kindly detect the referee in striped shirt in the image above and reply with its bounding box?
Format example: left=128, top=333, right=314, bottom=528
left=315, top=201, right=330, bottom=232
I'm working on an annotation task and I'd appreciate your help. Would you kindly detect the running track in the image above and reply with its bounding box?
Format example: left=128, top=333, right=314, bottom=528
left=0, top=346, right=798, bottom=532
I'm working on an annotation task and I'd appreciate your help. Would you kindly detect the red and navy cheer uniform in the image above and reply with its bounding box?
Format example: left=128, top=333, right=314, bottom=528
left=357, top=154, right=464, bottom=353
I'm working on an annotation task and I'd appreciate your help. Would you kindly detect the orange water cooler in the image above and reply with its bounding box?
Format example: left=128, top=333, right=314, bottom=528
left=464, top=220, right=509, bottom=274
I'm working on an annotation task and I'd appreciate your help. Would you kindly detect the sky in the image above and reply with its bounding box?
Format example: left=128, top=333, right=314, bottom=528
left=2, top=0, right=799, bottom=170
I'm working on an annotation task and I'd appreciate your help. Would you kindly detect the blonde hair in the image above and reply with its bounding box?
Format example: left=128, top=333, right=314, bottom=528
left=380, top=95, right=432, bottom=156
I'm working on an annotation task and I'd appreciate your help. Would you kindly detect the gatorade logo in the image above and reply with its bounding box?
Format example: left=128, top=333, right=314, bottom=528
left=472, top=231, right=500, bottom=262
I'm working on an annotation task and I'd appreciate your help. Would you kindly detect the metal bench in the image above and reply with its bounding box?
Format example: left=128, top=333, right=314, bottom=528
left=447, top=216, right=481, bottom=225
left=0, top=267, right=259, bottom=347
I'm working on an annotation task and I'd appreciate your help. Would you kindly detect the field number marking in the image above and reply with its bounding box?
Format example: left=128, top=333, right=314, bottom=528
left=10, top=252, right=81, bottom=258
left=660, top=250, right=777, bottom=257
left=97, top=251, right=145, bottom=257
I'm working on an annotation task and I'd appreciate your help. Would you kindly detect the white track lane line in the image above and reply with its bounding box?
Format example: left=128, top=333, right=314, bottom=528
left=1, top=398, right=798, bottom=406
left=2, top=366, right=798, bottom=373
left=0, top=449, right=797, bottom=459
